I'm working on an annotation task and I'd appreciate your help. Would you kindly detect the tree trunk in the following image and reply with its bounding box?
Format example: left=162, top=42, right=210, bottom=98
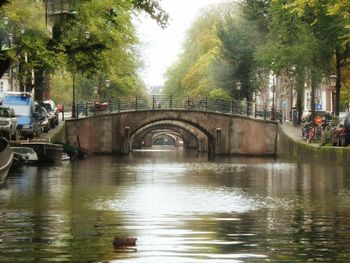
left=295, top=67, right=305, bottom=125
left=310, top=68, right=317, bottom=123
left=335, top=50, right=341, bottom=116
left=34, top=67, right=45, bottom=101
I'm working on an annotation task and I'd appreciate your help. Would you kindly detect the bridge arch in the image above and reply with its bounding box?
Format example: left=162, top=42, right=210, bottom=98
left=65, top=109, right=278, bottom=156
left=129, top=120, right=210, bottom=153
left=151, top=131, right=183, bottom=147
left=152, top=133, right=177, bottom=146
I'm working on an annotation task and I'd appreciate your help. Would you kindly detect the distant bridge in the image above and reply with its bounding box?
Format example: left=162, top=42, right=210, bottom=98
left=65, top=96, right=279, bottom=156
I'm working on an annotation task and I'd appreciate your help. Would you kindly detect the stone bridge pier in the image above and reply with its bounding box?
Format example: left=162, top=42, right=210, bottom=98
left=65, top=110, right=278, bottom=157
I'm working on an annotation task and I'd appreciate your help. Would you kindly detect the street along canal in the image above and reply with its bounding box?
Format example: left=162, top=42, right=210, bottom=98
left=1, top=146, right=350, bottom=262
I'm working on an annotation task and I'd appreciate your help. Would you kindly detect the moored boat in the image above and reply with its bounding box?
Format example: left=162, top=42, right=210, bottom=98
left=11, top=147, right=39, bottom=163
left=0, top=137, right=13, bottom=183
left=10, top=152, right=26, bottom=170
left=20, top=142, right=63, bottom=164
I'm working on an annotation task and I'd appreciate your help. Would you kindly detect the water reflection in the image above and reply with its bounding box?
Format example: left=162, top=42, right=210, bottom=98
left=1, top=147, right=350, bottom=262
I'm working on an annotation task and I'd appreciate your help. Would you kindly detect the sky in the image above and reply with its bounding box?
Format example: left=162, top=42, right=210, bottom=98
left=135, top=0, right=226, bottom=88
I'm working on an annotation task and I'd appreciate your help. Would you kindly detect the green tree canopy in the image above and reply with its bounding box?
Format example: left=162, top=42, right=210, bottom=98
left=164, top=2, right=263, bottom=101
left=0, top=0, right=168, bottom=103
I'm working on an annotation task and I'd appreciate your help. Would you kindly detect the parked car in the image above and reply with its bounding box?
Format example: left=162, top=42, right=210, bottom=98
left=39, top=100, right=58, bottom=128
left=0, top=106, right=21, bottom=141
left=34, top=103, right=50, bottom=133
left=331, top=118, right=347, bottom=147
left=2, top=92, right=42, bottom=139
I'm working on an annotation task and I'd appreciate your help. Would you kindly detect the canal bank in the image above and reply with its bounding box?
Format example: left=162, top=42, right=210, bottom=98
left=278, top=122, right=350, bottom=164
left=37, top=118, right=66, bottom=144
left=42, top=118, right=350, bottom=165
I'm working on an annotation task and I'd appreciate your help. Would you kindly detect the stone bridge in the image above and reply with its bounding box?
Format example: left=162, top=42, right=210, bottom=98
left=65, top=109, right=278, bottom=156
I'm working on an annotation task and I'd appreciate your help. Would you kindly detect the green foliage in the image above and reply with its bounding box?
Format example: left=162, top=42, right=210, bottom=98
left=280, top=0, right=350, bottom=115
left=0, top=0, right=166, bottom=100
left=255, top=0, right=320, bottom=73
left=163, top=2, right=263, bottom=101
left=240, top=0, right=271, bottom=35
left=50, top=72, right=72, bottom=105
left=328, top=1, right=350, bottom=43
left=164, top=6, right=222, bottom=97
left=216, top=10, right=263, bottom=100
left=132, top=0, right=169, bottom=28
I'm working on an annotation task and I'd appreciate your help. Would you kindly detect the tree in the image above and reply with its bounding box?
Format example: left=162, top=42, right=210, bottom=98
left=0, top=0, right=168, bottom=103
left=254, top=0, right=346, bottom=123
left=164, top=4, right=225, bottom=98
left=132, top=0, right=169, bottom=28
left=1, top=0, right=61, bottom=97
left=216, top=8, right=263, bottom=100
left=240, top=0, right=270, bottom=35
left=285, top=0, right=350, bottom=116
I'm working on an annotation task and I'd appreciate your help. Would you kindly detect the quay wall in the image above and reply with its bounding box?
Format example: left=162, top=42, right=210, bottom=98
left=51, top=123, right=66, bottom=144
left=277, top=126, right=350, bottom=164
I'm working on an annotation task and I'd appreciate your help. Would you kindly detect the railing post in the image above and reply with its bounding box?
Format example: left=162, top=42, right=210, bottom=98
left=85, top=101, right=88, bottom=116
left=254, top=103, right=257, bottom=118
left=231, top=100, right=234, bottom=115
left=62, top=105, right=64, bottom=121
left=187, top=96, right=190, bottom=109
left=76, top=103, right=79, bottom=119
left=205, top=97, right=208, bottom=111
left=135, top=96, right=138, bottom=111
left=152, top=95, right=155, bottom=109
left=169, top=94, right=173, bottom=109
left=108, top=99, right=112, bottom=113
left=264, top=105, right=267, bottom=120
left=118, top=98, right=120, bottom=112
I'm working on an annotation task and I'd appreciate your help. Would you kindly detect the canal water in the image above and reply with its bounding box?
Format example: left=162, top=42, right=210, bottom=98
left=1, top=146, right=350, bottom=262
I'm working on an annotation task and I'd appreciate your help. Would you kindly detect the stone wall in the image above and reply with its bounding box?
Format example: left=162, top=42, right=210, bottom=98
left=229, top=117, right=277, bottom=156
left=65, top=110, right=278, bottom=156
left=277, top=126, right=350, bottom=164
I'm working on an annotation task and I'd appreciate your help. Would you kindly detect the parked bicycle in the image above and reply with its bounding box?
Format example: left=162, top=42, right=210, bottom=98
left=320, top=120, right=334, bottom=146
left=302, top=121, right=313, bottom=140
left=306, top=124, right=323, bottom=144
left=184, top=97, right=195, bottom=109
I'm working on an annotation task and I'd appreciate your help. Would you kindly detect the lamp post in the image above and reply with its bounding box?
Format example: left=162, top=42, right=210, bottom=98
left=85, top=30, right=90, bottom=40
left=271, top=76, right=276, bottom=120
left=71, top=73, right=77, bottom=118
left=236, top=81, right=241, bottom=114
left=105, top=79, right=110, bottom=100
left=236, top=81, right=241, bottom=100
left=330, top=74, right=337, bottom=115
left=94, top=86, right=98, bottom=99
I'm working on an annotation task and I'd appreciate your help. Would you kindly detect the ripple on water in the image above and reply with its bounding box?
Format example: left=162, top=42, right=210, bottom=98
left=96, top=186, right=255, bottom=214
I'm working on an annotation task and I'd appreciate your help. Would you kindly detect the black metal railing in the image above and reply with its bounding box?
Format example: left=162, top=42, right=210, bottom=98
left=69, top=95, right=282, bottom=121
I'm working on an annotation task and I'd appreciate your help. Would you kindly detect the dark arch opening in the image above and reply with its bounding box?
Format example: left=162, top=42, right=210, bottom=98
left=129, top=119, right=214, bottom=156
